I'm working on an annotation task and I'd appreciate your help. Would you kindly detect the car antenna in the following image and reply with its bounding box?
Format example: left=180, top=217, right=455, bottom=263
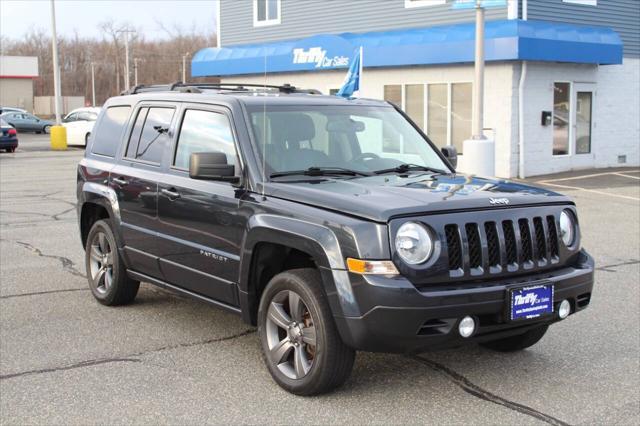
left=261, top=49, right=267, bottom=201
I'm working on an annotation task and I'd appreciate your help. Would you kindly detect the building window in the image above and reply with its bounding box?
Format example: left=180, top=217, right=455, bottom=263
left=575, top=91, right=593, bottom=154
left=427, top=84, right=448, bottom=150
left=562, top=0, right=597, bottom=6
left=384, top=82, right=473, bottom=154
left=405, top=0, right=447, bottom=8
left=451, top=83, right=472, bottom=155
left=553, top=82, right=571, bottom=156
left=254, top=0, right=280, bottom=27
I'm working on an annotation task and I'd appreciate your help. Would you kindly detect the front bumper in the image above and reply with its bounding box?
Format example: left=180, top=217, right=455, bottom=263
left=334, top=249, right=594, bottom=353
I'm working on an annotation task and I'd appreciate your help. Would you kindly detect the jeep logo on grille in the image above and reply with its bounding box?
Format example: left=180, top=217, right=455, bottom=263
left=489, top=197, right=510, bottom=205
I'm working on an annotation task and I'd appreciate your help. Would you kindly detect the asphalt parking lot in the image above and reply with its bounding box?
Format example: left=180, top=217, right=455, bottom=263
left=1, top=133, right=639, bottom=425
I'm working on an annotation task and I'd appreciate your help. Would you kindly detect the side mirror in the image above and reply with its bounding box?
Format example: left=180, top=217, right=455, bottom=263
left=189, top=152, right=239, bottom=183
left=441, top=145, right=458, bottom=169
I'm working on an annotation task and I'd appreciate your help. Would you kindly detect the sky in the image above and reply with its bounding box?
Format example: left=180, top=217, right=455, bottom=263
left=0, top=0, right=218, bottom=40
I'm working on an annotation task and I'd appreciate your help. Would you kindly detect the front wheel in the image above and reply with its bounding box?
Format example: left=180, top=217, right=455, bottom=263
left=480, top=324, right=549, bottom=352
left=85, top=219, right=139, bottom=305
left=258, top=268, right=355, bottom=395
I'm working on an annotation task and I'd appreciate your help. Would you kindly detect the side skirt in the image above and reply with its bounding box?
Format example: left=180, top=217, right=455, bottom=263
left=127, top=269, right=242, bottom=315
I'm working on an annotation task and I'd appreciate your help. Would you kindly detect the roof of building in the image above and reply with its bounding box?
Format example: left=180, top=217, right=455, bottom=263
left=192, top=19, right=623, bottom=77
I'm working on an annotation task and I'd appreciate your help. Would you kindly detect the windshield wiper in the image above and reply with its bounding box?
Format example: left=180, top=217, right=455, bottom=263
left=270, top=167, right=372, bottom=179
left=373, top=163, right=447, bottom=176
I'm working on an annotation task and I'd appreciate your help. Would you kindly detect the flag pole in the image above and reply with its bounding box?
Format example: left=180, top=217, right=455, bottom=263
left=359, top=45, right=363, bottom=96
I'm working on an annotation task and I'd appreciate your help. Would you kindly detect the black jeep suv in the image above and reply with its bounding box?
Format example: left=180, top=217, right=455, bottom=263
left=77, top=83, right=594, bottom=395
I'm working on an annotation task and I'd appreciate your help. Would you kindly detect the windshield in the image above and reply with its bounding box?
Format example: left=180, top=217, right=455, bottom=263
left=247, top=105, right=449, bottom=178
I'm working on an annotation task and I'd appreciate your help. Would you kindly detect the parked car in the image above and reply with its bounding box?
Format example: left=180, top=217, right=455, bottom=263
left=0, top=106, right=28, bottom=115
left=62, top=107, right=101, bottom=146
left=77, top=83, right=594, bottom=396
left=0, top=118, right=18, bottom=152
left=0, top=112, right=54, bottom=134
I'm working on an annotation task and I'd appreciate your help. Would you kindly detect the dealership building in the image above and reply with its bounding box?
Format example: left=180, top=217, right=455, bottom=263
left=0, top=56, right=39, bottom=113
left=193, top=0, right=639, bottom=178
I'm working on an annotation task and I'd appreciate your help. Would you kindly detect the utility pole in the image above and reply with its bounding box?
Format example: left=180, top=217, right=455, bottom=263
left=471, top=0, right=485, bottom=140
left=182, top=52, right=190, bottom=83
left=117, top=29, right=135, bottom=91
left=49, top=0, right=62, bottom=125
left=134, top=58, right=139, bottom=86
left=91, top=62, right=96, bottom=107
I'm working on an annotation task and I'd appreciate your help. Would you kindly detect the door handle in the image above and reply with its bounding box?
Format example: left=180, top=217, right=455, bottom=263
left=112, top=177, right=128, bottom=186
left=161, top=188, right=181, bottom=200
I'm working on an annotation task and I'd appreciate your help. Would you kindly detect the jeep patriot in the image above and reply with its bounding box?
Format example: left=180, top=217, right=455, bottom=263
left=76, top=83, right=594, bottom=395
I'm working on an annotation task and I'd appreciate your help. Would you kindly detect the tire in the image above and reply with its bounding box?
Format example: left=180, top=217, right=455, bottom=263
left=9, top=147, right=16, bottom=153
left=85, top=219, right=139, bottom=306
left=43, top=125, right=51, bottom=134
left=85, top=132, right=91, bottom=147
left=258, top=268, right=355, bottom=396
left=480, top=324, right=549, bottom=352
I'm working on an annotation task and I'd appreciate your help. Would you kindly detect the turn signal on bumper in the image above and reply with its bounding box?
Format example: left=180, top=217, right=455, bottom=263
left=346, top=258, right=399, bottom=275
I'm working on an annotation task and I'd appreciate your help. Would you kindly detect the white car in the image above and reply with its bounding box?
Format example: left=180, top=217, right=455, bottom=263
left=62, top=107, right=101, bottom=146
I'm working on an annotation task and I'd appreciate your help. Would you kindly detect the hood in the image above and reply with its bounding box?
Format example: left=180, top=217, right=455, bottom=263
left=264, top=173, right=571, bottom=222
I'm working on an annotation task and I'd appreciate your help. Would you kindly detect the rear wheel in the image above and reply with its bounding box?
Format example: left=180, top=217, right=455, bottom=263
left=85, top=219, right=139, bottom=305
left=85, top=132, right=91, bottom=146
left=480, top=324, right=549, bottom=352
left=43, top=125, right=51, bottom=134
left=258, top=268, right=355, bottom=395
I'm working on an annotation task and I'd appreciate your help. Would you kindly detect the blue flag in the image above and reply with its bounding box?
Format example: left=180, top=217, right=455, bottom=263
left=336, top=47, right=362, bottom=97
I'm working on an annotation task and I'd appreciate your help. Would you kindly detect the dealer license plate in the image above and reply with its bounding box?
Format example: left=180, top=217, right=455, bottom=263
left=509, top=284, right=554, bottom=321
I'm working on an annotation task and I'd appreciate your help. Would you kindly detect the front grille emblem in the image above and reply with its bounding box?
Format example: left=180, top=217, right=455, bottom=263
left=489, top=197, right=509, bottom=206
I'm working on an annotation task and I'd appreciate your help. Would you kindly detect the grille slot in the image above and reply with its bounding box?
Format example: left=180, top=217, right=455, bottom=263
left=518, top=219, right=533, bottom=263
left=484, top=222, right=501, bottom=268
left=465, top=223, right=482, bottom=269
left=533, top=217, right=547, bottom=262
left=502, top=220, right=518, bottom=265
left=445, top=225, right=462, bottom=270
left=547, top=215, right=560, bottom=258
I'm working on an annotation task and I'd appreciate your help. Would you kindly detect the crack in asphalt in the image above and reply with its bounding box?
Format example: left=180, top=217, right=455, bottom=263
left=409, top=355, right=570, bottom=426
left=0, top=358, right=141, bottom=380
left=12, top=240, right=86, bottom=278
left=0, top=287, right=88, bottom=300
left=0, top=329, right=256, bottom=381
left=596, top=259, right=640, bottom=272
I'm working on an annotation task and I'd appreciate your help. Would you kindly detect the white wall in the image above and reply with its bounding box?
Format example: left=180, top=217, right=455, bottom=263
left=0, top=56, right=38, bottom=77
left=520, top=59, right=640, bottom=176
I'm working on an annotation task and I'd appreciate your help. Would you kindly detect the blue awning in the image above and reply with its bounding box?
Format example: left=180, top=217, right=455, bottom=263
left=192, top=19, right=623, bottom=77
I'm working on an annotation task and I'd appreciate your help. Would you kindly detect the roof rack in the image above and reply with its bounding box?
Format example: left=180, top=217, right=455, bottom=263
left=120, top=82, right=321, bottom=96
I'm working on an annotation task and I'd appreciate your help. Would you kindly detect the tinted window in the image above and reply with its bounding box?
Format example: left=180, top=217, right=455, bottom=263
left=129, top=107, right=174, bottom=164
left=174, top=110, right=236, bottom=170
left=125, top=107, right=148, bottom=158
left=64, top=113, right=78, bottom=122
left=91, top=106, right=131, bottom=157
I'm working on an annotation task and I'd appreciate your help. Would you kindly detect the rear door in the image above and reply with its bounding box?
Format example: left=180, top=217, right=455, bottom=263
left=156, top=104, right=246, bottom=305
left=111, top=103, right=177, bottom=279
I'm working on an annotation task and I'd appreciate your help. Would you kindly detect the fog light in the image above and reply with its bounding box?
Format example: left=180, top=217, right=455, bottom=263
left=558, top=299, right=571, bottom=319
left=458, top=316, right=476, bottom=338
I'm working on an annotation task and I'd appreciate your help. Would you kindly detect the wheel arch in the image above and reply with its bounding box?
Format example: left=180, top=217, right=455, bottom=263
left=239, top=214, right=359, bottom=325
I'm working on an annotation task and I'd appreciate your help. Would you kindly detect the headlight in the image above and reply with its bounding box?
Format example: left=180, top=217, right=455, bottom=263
left=395, top=222, right=434, bottom=264
left=559, top=210, right=576, bottom=247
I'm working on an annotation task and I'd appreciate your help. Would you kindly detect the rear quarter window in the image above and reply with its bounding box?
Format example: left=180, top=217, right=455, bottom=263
left=90, top=106, right=131, bottom=157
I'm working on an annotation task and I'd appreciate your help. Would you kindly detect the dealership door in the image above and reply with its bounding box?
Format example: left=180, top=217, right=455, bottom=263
left=573, top=83, right=595, bottom=155
left=553, top=82, right=595, bottom=156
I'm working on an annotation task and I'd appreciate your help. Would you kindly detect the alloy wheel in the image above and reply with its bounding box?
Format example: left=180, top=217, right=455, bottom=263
left=88, top=231, right=114, bottom=294
left=265, top=290, right=317, bottom=380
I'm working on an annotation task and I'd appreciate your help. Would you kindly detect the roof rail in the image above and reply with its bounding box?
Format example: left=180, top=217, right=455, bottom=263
left=120, top=82, right=321, bottom=96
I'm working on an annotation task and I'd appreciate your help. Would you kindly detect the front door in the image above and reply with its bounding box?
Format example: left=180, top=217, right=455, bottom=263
left=112, top=103, right=178, bottom=279
left=553, top=82, right=595, bottom=157
left=156, top=106, right=246, bottom=306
